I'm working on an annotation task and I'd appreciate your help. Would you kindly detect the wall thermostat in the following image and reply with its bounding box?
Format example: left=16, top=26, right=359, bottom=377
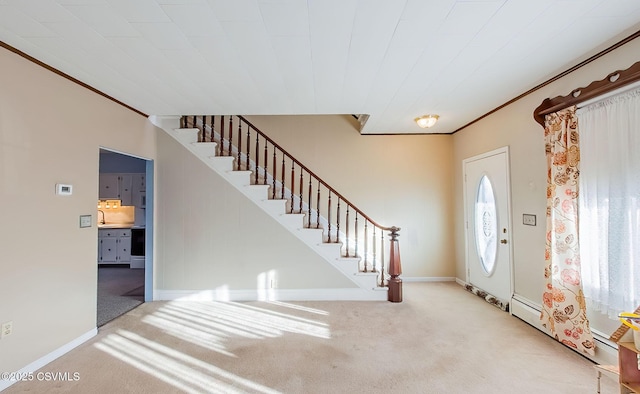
left=56, top=183, right=73, bottom=195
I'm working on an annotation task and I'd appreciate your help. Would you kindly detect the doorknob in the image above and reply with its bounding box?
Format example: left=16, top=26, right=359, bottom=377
left=500, top=239, right=508, bottom=244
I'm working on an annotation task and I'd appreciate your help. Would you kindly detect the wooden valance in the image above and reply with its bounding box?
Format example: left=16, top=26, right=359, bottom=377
left=533, top=60, right=640, bottom=126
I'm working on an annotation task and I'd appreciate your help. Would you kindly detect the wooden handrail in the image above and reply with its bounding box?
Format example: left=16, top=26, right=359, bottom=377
left=534, top=60, right=640, bottom=126
left=237, top=116, right=396, bottom=232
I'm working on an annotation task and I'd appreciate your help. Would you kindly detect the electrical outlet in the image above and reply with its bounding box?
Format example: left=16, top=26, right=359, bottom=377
left=1, top=321, right=13, bottom=338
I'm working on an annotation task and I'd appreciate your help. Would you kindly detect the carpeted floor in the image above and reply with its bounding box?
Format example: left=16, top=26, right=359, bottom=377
left=5, top=282, right=617, bottom=393
left=97, top=267, right=145, bottom=327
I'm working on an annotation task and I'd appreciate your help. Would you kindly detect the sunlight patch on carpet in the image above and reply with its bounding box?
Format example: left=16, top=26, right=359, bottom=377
left=150, top=301, right=331, bottom=340
left=266, top=301, right=329, bottom=316
left=95, top=329, right=279, bottom=394
left=95, top=301, right=331, bottom=392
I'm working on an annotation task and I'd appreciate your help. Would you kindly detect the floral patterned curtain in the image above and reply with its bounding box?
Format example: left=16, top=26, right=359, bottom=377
left=540, top=106, right=595, bottom=356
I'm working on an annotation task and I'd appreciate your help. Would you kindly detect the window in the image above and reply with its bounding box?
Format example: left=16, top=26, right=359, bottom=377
left=577, top=87, right=640, bottom=318
left=475, top=175, right=498, bottom=275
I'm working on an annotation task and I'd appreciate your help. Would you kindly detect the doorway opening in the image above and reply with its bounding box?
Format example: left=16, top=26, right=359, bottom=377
left=97, top=148, right=153, bottom=327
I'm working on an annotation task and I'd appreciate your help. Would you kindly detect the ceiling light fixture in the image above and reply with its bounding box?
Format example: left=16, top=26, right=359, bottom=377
left=415, top=114, right=439, bottom=128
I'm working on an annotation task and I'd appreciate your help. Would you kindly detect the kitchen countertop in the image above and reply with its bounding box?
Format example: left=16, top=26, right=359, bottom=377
left=97, top=223, right=134, bottom=229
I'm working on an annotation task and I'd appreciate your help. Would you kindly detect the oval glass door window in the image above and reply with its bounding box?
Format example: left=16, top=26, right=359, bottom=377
left=475, top=175, right=498, bottom=275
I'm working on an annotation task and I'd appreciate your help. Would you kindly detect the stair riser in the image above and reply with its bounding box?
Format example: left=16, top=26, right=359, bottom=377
left=242, top=185, right=270, bottom=201
left=261, top=200, right=288, bottom=215
left=205, top=156, right=235, bottom=172
left=173, top=129, right=199, bottom=144
left=224, top=171, right=253, bottom=187
left=191, top=142, right=217, bottom=156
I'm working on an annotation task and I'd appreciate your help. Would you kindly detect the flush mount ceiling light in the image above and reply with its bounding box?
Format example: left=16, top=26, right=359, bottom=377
left=415, top=114, right=439, bottom=128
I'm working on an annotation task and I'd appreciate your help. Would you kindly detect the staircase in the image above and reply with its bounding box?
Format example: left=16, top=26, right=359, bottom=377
left=150, top=115, right=402, bottom=302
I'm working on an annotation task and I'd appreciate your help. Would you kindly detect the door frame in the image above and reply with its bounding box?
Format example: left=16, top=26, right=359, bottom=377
left=462, top=146, right=514, bottom=305
left=98, top=147, right=154, bottom=302
left=143, top=158, right=154, bottom=302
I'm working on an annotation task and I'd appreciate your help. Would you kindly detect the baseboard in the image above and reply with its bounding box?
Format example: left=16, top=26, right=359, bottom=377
left=0, top=328, right=97, bottom=392
left=403, top=277, right=456, bottom=282
left=154, top=287, right=388, bottom=302
left=155, top=280, right=458, bottom=301
left=511, top=295, right=618, bottom=365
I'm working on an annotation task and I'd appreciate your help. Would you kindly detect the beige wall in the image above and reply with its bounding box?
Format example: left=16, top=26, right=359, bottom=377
left=155, top=130, right=356, bottom=291
left=452, top=34, right=640, bottom=336
left=245, top=115, right=456, bottom=278
left=0, top=47, right=157, bottom=373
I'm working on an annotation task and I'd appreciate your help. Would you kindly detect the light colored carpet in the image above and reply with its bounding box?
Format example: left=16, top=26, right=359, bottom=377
left=4, top=282, right=616, bottom=393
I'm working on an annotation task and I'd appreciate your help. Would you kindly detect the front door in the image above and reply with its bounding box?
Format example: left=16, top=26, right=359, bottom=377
left=464, top=147, right=513, bottom=304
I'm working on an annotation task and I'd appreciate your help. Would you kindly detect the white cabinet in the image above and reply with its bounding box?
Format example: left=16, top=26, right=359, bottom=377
left=131, top=173, right=146, bottom=208
left=99, top=174, right=119, bottom=199
left=99, top=237, right=117, bottom=262
left=119, top=175, right=133, bottom=206
left=99, top=174, right=134, bottom=206
left=98, top=229, right=131, bottom=264
left=116, top=232, right=131, bottom=262
left=132, top=173, right=145, bottom=191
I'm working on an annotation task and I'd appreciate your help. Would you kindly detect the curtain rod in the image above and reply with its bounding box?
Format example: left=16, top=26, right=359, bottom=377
left=577, top=79, right=640, bottom=109
left=533, top=60, right=640, bottom=126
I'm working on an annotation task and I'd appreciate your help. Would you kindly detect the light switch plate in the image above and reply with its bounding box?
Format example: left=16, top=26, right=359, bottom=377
left=523, top=214, right=536, bottom=226
left=80, top=215, right=92, bottom=228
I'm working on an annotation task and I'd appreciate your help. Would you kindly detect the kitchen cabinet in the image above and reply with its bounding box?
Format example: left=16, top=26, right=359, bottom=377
left=98, top=228, right=131, bottom=264
left=99, top=174, right=134, bottom=206
left=98, top=174, right=119, bottom=199
left=132, top=173, right=145, bottom=191
left=99, top=237, right=117, bottom=262
left=131, top=173, right=146, bottom=208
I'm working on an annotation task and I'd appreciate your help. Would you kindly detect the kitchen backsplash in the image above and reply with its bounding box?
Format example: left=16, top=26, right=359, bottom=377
left=97, top=203, right=135, bottom=225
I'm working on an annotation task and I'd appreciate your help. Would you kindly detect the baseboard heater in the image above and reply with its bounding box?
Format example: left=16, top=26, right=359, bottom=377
left=511, top=294, right=618, bottom=365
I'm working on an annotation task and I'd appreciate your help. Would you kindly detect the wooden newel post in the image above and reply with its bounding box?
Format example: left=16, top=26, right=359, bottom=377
left=387, top=226, right=402, bottom=303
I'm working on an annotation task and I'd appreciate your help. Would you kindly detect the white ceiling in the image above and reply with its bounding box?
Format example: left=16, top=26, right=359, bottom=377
left=1, top=0, right=640, bottom=134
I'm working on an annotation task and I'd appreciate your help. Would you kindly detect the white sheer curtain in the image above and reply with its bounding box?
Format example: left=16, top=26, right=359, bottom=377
left=577, top=87, right=640, bottom=318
